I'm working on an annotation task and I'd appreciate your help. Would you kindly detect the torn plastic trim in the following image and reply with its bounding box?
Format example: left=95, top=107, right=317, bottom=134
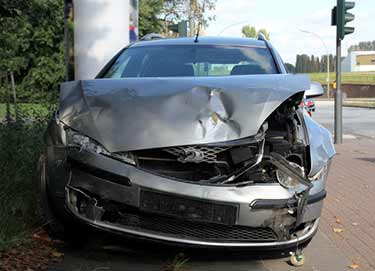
left=66, top=185, right=104, bottom=221
left=249, top=190, right=326, bottom=209
left=218, top=138, right=265, bottom=185
left=263, top=152, right=313, bottom=226
left=68, top=157, right=132, bottom=186
left=200, top=124, right=267, bottom=185
left=64, top=185, right=320, bottom=247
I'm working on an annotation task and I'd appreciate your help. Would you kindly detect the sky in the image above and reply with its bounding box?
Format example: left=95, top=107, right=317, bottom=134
left=205, top=0, right=373, bottom=64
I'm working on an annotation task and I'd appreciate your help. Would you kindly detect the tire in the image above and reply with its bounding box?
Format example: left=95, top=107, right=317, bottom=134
left=38, top=152, right=88, bottom=244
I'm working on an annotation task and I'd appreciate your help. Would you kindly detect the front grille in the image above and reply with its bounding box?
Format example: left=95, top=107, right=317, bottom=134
left=113, top=211, right=278, bottom=243
left=140, top=189, right=237, bottom=225
left=133, top=141, right=262, bottom=183
left=164, top=145, right=229, bottom=163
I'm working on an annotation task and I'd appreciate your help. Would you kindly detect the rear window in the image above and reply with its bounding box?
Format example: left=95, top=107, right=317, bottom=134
left=101, top=45, right=278, bottom=78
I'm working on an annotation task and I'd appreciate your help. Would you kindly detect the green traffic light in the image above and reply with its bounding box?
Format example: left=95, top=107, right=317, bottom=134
left=337, top=0, right=355, bottom=40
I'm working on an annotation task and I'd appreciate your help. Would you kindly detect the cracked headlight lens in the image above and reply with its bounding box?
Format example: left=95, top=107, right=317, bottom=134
left=66, top=129, right=110, bottom=155
left=276, top=162, right=305, bottom=189
left=65, top=129, right=136, bottom=165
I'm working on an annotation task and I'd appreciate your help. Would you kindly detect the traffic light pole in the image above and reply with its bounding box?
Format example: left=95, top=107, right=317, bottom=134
left=332, top=0, right=355, bottom=144
left=334, top=36, right=343, bottom=144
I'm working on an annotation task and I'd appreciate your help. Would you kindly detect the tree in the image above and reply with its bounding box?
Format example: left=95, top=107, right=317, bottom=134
left=348, top=40, right=375, bottom=53
left=242, top=25, right=257, bottom=38
left=0, top=0, right=217, bottom=103
left=139, top=0, right=164, bottom=37
left=320, top=55, right=327, bottom=72
left=316, top=57, right=320, bottom=73
left=285, top=63, right=295, bottom=74
left=310, top=55, right=315, bottom=73
left=295, top=55, right=301, bottom=73
left=139, top=0, right=217, bottom=37
left=329, top=54, right=335, bottom=72
left=257, top=28, right=270, bottom=40
left=0, top=0, right=65, bottom=102
left=241, top=25, right=270, bottom=40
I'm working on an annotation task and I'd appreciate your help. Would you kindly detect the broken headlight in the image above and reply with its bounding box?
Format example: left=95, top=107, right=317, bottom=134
left=276, top=162, right=305, bottom=189
left=65, top=129, right=136, bottom=165
left=66, top=129, right=110, bottom=155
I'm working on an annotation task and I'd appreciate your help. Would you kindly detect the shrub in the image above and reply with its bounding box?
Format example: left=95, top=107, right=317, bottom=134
left=0, top=104, right=54, bottom=249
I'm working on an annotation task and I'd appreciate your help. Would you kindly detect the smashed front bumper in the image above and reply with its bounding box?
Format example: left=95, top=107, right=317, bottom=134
left=62, top=148, right=327, bottom=248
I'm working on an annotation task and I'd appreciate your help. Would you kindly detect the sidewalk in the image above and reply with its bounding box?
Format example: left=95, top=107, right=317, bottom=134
left=320, top=138, right=375, bottom=270
left=48, top=230, right=349, bottom=271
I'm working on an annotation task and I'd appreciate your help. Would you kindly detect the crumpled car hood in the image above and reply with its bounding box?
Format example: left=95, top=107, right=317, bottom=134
left=59, top=75, right=310, bottom=152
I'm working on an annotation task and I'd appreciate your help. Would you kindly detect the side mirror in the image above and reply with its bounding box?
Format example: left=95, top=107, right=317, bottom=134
left=305, top=81, right=324, bottom=99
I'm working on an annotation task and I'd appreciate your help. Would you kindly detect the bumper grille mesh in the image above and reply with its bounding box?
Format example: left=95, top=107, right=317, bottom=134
left=164, top=145, right=229, bottom=163
left=114, top=212, right=278, bottom=243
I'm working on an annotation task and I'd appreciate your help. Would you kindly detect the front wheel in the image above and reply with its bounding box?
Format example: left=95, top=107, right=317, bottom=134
left=38, top=153, right=87, bottom=243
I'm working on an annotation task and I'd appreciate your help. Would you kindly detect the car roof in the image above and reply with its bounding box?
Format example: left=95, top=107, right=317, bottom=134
left=130, top=36, right=267, bottom=48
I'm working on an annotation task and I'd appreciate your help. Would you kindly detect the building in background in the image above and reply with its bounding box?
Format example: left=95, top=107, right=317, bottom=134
left=342, top=51, right=375, bottom=72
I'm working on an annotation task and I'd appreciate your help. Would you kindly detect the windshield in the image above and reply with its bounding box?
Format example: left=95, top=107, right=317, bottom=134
left=101, top=45, right=278, bottom=78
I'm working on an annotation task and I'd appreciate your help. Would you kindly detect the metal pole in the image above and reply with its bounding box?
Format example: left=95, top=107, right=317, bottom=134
left=298, top=29, right=330, bottom=97
left=327, top=55, right=330, bottom=99
left=334, top=36, right=343, bottom=144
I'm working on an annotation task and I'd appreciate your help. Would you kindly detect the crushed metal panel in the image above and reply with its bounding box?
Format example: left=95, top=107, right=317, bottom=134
left=59, top=75, right=310, bottom=152
left=303, top=110, right=336, bottom=177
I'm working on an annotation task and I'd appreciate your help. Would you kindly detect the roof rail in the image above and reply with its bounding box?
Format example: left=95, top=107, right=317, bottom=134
left=257, top=33, right=267, bottom=41
left=140, top=33, right=165, bottom=41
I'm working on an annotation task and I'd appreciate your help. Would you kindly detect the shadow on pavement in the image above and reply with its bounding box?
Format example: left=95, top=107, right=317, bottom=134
left=48, top=230, right=290, bottom=271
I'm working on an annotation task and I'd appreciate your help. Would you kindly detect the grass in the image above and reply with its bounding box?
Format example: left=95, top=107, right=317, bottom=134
left=306, top=72, right=375, bottom=85
left=162, top=253, right=190, bottom=271
left=0, top=104, right=54, bottom=250
left=343, top=99, right=375, bottom=108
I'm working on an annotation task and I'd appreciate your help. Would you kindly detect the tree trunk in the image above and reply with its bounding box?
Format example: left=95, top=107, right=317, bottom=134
left=10, top=72, right=18, bottom=121
left=5, top=76, right=11, bottom=122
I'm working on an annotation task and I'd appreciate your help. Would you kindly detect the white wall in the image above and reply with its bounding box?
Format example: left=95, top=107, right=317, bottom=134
left=343, top=51, right=375, bottom=72
left=341, top=55, right=351, bottom=72
left=74, top=0, right=129, bottom=80
left=353, top=65, right=375, bottom=72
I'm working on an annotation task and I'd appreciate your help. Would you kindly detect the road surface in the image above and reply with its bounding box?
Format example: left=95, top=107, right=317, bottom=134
left=314, top=101, right=375, bottom=139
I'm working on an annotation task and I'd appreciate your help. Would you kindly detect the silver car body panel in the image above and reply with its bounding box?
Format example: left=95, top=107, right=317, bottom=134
left=302, top=110, right=336, bottom=177
left=66, top=186, right=320, bottom=247
left=58, top=74, right=310, bottom=152
left=67, top=148, right=326, bottom=228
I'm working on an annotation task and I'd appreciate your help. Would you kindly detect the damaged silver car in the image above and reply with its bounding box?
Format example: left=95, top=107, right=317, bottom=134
left=39, top=36, right=335, bottom=256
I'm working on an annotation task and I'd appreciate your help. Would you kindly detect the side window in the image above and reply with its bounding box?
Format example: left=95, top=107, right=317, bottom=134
left=271, top=47, right=287, bottom=74
left=103, top=53, right=131, bottom=78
